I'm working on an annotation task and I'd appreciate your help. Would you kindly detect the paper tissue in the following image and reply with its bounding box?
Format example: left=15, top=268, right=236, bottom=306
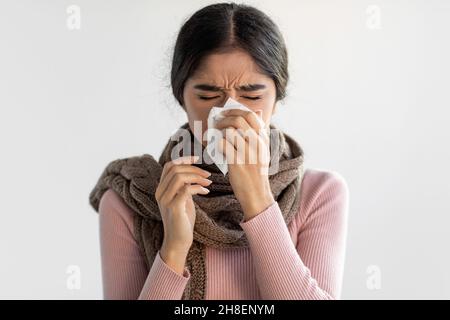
left=205, top=97, right=265, bottom=176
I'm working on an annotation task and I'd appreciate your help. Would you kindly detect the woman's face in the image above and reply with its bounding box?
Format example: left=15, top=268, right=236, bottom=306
left=183, top=49, right=278, bottom=146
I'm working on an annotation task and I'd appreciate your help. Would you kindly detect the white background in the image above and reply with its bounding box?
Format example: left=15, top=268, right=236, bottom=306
left=1, top=0, right=449, bottom=299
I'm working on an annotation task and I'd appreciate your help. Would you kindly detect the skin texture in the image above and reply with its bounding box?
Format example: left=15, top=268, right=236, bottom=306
left=157, top=49, right=279, bottom=274
left=183, top=49, right=277, bottom=141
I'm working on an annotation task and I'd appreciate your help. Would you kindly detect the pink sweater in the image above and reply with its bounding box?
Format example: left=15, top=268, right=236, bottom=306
left=98, top=168, right=349, bottom=300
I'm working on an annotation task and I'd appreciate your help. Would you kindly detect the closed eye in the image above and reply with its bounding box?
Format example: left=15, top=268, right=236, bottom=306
left=243, top=96, right=262, bottom=100
left=199, top=96, right=220, bottom=100
left=198, top=95, right=262, bottom=100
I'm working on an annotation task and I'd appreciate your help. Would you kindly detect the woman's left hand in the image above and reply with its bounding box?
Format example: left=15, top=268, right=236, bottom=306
left=215, top=109, right=275, bottom=222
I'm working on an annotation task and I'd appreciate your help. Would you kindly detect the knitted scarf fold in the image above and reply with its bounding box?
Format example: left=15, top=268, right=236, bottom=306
left=89, top=122, right=304, bottom=300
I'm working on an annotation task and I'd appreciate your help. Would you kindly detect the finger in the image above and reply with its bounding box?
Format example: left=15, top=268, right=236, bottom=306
left=252, top=110, right=270, bottom=144
left=255, top=110, right=265, bottom=129
left=159, top=173, right=212, bottom=206
left=170, top=184, right=209, bottom=216
left=222, top=127, right=247, bottom=164
left=219, top=129, right=270, bottom=167
left=218, top=135, right=239, bottom=165
left=215, top=115, right=251, bottom=132
left=260, top=126, right=270, bottom=145
left=221, top=109, right=264, bottom=133
left=221, top=124, right=260, bottom=151
left=173, top=184, right=210, bottom=206
left=157, top=156, right=203, bottom=200
left=161, top=155, right=199, bottom=181
left=158, top=164, right=211, bottom=199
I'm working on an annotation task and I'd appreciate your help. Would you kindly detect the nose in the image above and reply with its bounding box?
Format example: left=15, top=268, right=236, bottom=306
left=217, top=90, right=237, bottom=108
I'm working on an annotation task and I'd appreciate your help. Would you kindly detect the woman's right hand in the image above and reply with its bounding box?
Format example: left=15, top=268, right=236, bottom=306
left=155, top=155, right=212, bottom=260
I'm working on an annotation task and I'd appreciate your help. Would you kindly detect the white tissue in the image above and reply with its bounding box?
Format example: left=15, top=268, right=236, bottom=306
left=205, top=97, right=265, bottom=176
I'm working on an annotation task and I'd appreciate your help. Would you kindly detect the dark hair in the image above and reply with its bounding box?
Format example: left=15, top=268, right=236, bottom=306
left=171, top=2, right=289, bottom=108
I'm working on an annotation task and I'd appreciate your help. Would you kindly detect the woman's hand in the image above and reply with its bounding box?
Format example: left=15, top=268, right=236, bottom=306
left=215, top=109, right=275, bottom=222
left=155, top=156, right=212, bottom=272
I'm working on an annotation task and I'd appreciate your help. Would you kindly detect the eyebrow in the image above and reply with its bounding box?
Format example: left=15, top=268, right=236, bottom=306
left=193, top=83, right=267, bottom=92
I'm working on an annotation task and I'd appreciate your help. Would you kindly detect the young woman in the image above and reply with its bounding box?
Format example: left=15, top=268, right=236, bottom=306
left=89, top=3, right=349, bottom=300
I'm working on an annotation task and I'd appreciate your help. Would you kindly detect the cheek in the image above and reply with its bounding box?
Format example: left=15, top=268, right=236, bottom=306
left=247, top=100, right=274, bottom=125
left=184, top=89, right=218, bottom=120
left=261, top=105, right=274, bottom=126
left=185, top=103, right=207, bottom=122
left=183, top=92, right=211, bottom=131
left=184, top=90, right=200, bottom=116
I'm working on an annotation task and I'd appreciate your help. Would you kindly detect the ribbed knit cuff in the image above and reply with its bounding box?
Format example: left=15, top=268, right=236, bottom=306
left=138, top=251, right=191, bottom=300
left=239, top=200, right=293, bottom=253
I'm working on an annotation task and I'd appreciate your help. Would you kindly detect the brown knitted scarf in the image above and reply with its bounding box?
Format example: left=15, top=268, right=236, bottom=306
left=89, top=122, right=304, bottom=300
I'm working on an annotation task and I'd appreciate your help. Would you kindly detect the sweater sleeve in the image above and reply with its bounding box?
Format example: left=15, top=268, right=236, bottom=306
left=239, top=171, right=349, bottom=299
left=98, top=189, right=190, bottom=300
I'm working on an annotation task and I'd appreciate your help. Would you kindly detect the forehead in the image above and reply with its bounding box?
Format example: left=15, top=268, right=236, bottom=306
left=189, top=49, right=271, bottom=85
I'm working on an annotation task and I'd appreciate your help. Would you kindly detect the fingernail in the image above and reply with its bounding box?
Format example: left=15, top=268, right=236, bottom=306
left=202, top=187, right=210, bottom=193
